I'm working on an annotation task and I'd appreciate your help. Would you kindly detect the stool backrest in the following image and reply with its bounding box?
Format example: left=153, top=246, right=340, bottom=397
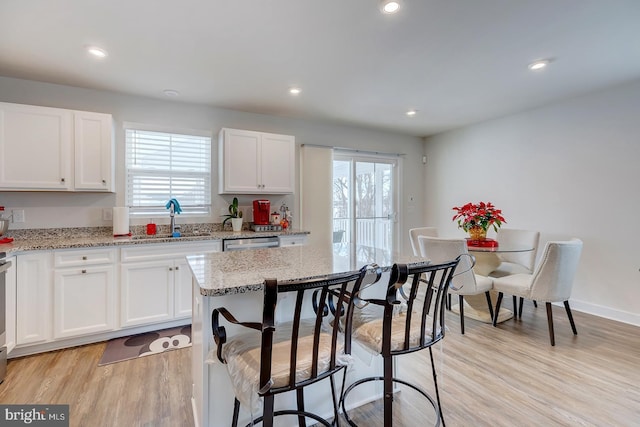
left=259, top=264, right=377, bottom=393
left=382, top=259, right=459, bottom=356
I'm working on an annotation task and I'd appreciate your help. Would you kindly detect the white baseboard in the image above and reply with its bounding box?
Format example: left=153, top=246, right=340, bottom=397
left=569, top=299, right=640, bottom=327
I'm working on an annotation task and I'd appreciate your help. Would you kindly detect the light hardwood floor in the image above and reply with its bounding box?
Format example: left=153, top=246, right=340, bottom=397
left=1, top=302, right=639, bottom=426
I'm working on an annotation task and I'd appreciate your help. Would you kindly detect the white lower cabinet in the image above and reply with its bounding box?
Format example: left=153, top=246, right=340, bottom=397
left=16, top=252, right=52, bottom=346
left=53, top=264, right=116, bottom=339
left=120, top=241, right=222, bottom=328
left=174, top=258, right=194, bottom=319
left=120, top=259, right=175, bottom=327
left=12, top=240, right=221, bottom=354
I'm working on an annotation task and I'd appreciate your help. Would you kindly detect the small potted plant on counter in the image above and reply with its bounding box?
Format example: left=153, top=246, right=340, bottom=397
left=222, top=197, right=243, bottom=232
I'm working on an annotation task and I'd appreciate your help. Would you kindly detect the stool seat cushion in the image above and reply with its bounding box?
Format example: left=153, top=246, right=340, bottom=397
left=216, top=320, right=350, bottom=411
left=352, top=309, right=437, bottom=354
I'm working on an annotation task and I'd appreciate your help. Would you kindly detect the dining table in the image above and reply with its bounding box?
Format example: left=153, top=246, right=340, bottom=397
left=451, top=242, right=535, bottom=323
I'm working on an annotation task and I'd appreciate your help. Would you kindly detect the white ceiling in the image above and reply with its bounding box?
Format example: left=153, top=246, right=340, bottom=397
left=1, top=0, right=640, bottom=137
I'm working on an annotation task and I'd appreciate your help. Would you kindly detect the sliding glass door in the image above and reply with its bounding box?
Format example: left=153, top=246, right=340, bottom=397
left=333, top=153, right=398, bottom=254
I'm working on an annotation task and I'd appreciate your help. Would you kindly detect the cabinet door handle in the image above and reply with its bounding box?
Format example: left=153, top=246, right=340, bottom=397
left=82, top=256, right=88, bottom=260
left=61, top=178, right=65, bottom=183
left=169, top=267, right=173, bottom=271
left=175, top=266, right=179, bottom=270
left=102, top=179, right=106, bottom=184
left=81, top=269, right=87, bottom=274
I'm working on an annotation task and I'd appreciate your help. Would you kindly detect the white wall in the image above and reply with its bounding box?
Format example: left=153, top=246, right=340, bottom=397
left=424, top=78, right=640, bottom=326
left=0, top=76, right=424, bottom=253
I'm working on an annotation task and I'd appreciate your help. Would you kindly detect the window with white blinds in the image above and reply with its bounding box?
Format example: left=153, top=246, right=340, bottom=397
left=125, top=128, right=211, bottom=215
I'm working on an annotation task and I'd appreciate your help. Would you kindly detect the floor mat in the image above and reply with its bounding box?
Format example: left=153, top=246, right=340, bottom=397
left=98, top=325, right=191, bottom=366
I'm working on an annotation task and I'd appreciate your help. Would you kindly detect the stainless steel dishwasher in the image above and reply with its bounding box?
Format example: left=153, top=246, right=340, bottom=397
left=222, top=236, right=280, bottom=251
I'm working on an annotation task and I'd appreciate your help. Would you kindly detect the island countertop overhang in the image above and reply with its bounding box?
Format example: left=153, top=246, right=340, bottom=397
left=187, top=244, right=427, bottom=297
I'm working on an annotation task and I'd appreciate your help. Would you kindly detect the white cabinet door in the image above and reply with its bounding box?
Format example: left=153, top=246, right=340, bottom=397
left=16, top=252, right=53, bottom=345
left=73, top=111, right=114, bottom=192
left=120, top=259, right=174, bottom=327
left=174, top=258, right=193, bottom=319
left=219, top=128, right=295, bottom=194
left=5, top=256, right=16, bottom=354
left=220, top=128, right=261, bottom=193
left=0, top=102, right=72, bottom=190
left=260, top=132, right=295, bottom=193
left=53, top=265, right=116, bottom=339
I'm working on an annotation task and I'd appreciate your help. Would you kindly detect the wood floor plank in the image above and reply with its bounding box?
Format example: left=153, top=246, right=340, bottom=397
left=0, top=302, right=638, bottom=426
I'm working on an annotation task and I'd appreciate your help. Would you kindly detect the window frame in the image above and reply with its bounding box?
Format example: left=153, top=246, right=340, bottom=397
left=124, top=123, right=212, bottom=217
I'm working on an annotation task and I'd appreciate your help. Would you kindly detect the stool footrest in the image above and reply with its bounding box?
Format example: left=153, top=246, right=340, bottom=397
left=340, top=376, right=441, bottom=426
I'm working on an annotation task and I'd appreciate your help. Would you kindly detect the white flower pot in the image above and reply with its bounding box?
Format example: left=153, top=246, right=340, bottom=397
left=231, top=217, right=243, bottom=232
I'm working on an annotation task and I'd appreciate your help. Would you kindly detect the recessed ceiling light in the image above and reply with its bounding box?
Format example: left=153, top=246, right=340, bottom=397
left=289, top=87, right=302, bottom=96
left=380, top=0, right=401, bottom=14
left=528, top=59, right=551, bottom=71
left=406, top=109, right=417, bottom=117
left=163, top=89, right=180, bottom=97
left=86, top=46, right=108, bottom=58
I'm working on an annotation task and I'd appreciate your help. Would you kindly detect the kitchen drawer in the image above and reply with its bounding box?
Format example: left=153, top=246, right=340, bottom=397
left=54, top=247, right=117, bottom=267
left=278, top=235, right=307, bottom=247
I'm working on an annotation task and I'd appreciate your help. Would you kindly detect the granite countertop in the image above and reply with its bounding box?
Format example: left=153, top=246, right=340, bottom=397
left=0, top=224, right=309, bottom=254
left=187, top=243, right=426, bottom=297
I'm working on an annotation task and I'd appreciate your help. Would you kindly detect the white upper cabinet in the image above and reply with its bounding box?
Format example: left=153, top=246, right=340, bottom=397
left=0, top=102, right=114, bottom=192
left=0, top=102, right=72, bottom=190
left=219, top=128, right=295, bottom=194
left=73, top=111, right=114, bottom=191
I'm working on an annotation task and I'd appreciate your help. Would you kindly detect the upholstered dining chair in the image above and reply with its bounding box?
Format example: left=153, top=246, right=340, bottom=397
left=211, top=264, right=374, bottom=427
left=418, top=236, right=494, bottom=334
left=492, top=238, right=583, bottom=346
left=489, top=228, right=540, bottom=317
left=409, top=227, right=438, bottom=256
left=341, top=259, right=461, bottom=427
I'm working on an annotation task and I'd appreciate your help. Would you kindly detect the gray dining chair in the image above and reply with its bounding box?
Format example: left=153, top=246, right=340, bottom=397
left=490, top=228, right=540, bottom=317
left=409, top=227, right=438, bottom=256
left=492, top=238, right=583, bottom=346
left=418, top=236, right=494, bottom=334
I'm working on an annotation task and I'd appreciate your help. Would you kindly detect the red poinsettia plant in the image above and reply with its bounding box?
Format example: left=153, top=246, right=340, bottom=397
left=452, top=201, right=506, bottom=232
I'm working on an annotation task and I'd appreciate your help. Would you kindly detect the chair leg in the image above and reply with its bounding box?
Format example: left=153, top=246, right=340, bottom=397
left=533, top=300, right=537, bottom=308
left=545, top=302, right=555, bottom=346
left=232, top=398, right=240, bottom=427
left=564, top=301, right=578, bottom=335
left=296, top=388, right=306, bottom=427
left=512, top=295, right=518, bottom=319
left=493, top=292, right=503, bottom=326
left=459, top=295, right=465, bottom=334
left=429, top=346, right=446, bottom=427
left=447, top=293, right=452, bottom=310
left=484, top=291, right=494, bottom=321
left=329, top=375, right=340, bottom=426
left=518, top=297, right=524, bottom=319
left=383, top=355, right=394, bottom=427
left=263, top=395, right=275, bottom=427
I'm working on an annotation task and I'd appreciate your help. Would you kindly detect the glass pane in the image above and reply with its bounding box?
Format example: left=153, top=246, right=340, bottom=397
left=332, top=160, right=350, bottom=243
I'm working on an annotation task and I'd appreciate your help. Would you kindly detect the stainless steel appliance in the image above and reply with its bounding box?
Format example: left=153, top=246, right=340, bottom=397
left=222, top=236, right=279, bottom=251
left=0, top=251, right=9, bottom=383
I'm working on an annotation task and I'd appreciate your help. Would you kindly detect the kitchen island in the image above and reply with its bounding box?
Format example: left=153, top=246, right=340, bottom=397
left=187, top=243, right=424, bottom=427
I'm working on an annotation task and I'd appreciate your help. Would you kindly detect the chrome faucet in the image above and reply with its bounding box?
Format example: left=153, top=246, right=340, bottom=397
left=166, top=199, right=182, bottom=237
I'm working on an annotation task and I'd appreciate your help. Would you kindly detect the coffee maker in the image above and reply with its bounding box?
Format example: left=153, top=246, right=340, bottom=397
left=252, top=200, right=271, bottom=225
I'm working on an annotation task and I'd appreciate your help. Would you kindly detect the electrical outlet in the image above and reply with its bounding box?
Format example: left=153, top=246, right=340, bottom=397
left=12, top=209, right=25, bottom=223
left=102, top=208, right=113, bottom=221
